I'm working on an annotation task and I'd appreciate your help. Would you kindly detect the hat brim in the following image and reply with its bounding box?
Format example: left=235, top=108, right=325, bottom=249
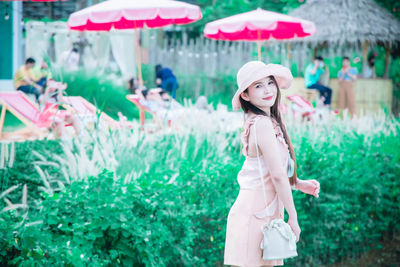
left=232, top=64, right=293, bottom=111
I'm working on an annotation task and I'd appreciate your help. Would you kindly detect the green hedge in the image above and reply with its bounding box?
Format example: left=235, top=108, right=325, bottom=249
left=1, top=116, right=399, bottom=266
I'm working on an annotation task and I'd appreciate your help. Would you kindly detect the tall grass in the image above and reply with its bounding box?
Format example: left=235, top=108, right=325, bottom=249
left=1, top=113, right=399, bottom=266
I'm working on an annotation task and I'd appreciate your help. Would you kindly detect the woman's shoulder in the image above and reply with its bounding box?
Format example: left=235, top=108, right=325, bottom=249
left=253, top=116, right=275, bottom=132
left=246, top=115, right=275, bottom=133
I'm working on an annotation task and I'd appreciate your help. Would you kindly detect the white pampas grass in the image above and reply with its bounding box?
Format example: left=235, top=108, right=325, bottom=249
left=0, top=185, right=19, bottom=199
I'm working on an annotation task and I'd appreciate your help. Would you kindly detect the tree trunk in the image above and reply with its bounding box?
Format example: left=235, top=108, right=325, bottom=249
left=384, top=42, right=391, bottom=79
left=362, top=40, right=369, bottom=77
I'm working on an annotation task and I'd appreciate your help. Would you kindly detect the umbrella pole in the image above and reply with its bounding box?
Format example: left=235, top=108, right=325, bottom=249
left=134, top=22, right=143, bottom=89
left=257, top=30, right=261, bottom=61
left=257, top=41, right=261, bottom=61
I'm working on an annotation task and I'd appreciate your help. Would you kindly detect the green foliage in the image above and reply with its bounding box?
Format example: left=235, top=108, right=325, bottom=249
left=53, top=70, right=139, bottom=120
left=2, top=170, right=199, bottom=266
left=175, top=71, right=236, bottom=107
left=391, top=54, right=400, bottom=115
left=1, top=115, right=400, bottom=266
left=0, top=140, right=64, bottom=202
left=2, top=111, right=25, bottom=132
left=374, top=0, right=400, bottom=19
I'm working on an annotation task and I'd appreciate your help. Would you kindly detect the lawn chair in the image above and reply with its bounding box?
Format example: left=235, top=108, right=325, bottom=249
left=125, top=94, right=154, bottom=127
left=287, top=94, right=316, bottom=120
left=125, top=94, right=173, bottom=129
left=62, top=96, right=119, bottom=130
left=0, top=91, right=50, bottom=140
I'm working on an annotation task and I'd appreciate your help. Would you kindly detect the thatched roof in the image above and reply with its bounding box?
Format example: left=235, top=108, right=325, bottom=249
left=288, top=0, right=400, bottom=46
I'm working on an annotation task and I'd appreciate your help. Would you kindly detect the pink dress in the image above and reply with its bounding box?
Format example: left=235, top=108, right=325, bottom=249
left=224, top=115, right=290, bottom=267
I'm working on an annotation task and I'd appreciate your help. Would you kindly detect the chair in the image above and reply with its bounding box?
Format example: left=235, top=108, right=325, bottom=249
left=298, top=88, right=319, bottom=104
left=125, top=94, right=154, bottom=127
left=0, top=91, right=49, bottom=140
left=62, top=96, right=119, bottom=130
left=287, top=94, right=316, bottom=120
left=125, top=94, right=174, bottom=130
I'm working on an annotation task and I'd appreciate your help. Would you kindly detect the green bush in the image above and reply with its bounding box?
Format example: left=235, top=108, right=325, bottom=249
left=53, top=70, right=139, bottom=120
left=1, top=116, right=399, bottom=266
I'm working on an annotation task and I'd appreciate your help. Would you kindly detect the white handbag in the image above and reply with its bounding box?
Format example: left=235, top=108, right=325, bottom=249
left=253, top=119, right=298, bottom=261
left=260, top=219, right=298, bottom=260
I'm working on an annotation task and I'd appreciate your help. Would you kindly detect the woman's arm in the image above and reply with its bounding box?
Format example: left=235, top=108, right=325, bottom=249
left=42, top=86, right=51, bottom=104
left=255, top=118, right=300, bottom=239
left=310, top=64, right=318, bottom=75
left=347, top=69, right=357, bottom=81
left=338, top=70, right=344, bottom=81
left=295, top=178, right=320, bottom=198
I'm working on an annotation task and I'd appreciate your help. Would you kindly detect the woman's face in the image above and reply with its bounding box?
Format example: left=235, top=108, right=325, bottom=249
left=240, top=76, right=277, bottom=110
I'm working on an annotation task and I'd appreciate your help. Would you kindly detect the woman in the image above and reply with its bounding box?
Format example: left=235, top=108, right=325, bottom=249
left=337, top=56, right=358, bottom=117
left=224, top=61, right=320, bottom=266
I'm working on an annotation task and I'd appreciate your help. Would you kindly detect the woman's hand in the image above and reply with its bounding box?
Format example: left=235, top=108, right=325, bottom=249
left=296, top=179, right=320, bottom=198
left=288, top=216, right=301, bottom=242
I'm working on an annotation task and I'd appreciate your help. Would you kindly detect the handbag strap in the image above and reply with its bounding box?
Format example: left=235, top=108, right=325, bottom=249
left=253, top=118, right=269, bottom=207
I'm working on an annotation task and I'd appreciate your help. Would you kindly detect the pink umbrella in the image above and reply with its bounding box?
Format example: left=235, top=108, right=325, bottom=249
left=204, top=8, right=316, bottom=60
left=2, top=0, right=65, bottom=2
left=67, top=0, right=202, bottom=86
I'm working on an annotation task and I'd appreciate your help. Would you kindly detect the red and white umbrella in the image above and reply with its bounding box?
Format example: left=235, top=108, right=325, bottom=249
left=67, top=0, right=202, bottom=85
left=2, top=0, right=65, bottom=2
left=204, top=8, right=316, bottom=60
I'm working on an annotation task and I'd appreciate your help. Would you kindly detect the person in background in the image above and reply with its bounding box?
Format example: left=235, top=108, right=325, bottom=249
left=363, top=51, right=377, bottom=78
left=337, top=56, right=358, bottom=117
left=38, top=80, right=81, bottom=139
left=33, top=61, right=52, bottom=82
left=14, top=58, right=46, bottom=102
left=155, top=64, right=179, bottom=99
left=59, top=47, right=80, bottom=71
left=304, top=56, right=332, bottom=107
left=128, top=78, right=137, bottom=94
left=127, top=77, right=147, bottom=94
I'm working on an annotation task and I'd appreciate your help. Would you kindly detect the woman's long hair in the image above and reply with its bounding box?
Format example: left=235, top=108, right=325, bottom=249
left=239, top=75, right=297, bottom=185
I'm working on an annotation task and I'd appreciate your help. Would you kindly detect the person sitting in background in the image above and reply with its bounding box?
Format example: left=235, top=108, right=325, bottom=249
left=135, top=88, right=183, bottom=127
left=14, top=58, right=46, bottom=102
left=304, top=56, right=332, bottom=107
left=127, top=77, right=147, bottom=94
left=128, top=78, right=137, bottom=94
left=337, top=56, right=358, bottom=117
left=159, top=89, right=182, bottom=110
left=136, top=88, right=181, bottom=113
left=33, top=61, right=52, bottom=83
left=38, top=80, right=81, bottom=139
left=155, top=64, right=179, bottom=99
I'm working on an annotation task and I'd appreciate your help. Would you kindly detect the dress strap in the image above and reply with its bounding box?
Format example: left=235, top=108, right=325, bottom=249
left=241, top=115, right=264, bottom=156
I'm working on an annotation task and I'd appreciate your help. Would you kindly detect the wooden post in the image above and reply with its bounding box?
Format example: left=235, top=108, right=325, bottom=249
left=313, top=46, right=318, bottom=59
left=362, top=40, right=369, bottom=77
left=134, top=26, right=143, bottom=88
left=384, top=42, right=391, bottom=79
left=286, top=43, right=291, bottom=68
left=47, top=2, right=53, bottom=20
left=286, top=43, right=291, bottom=61
left=0, top=104, right=7, bottom=139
